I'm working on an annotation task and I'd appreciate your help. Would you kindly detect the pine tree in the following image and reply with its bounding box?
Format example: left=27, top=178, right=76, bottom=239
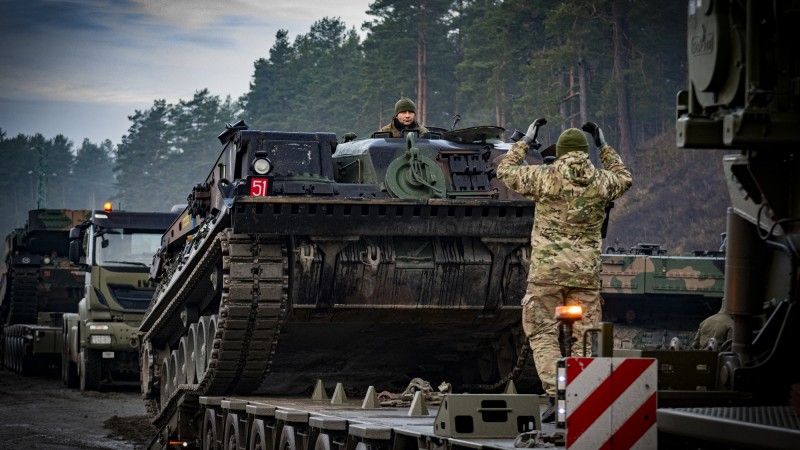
left=71, top=138, right=116, bottom=209
left=114, top=100, right=171, bottom=211
left=362, top=0, right=455, bottom=129
left=245, top=29, right=296, bottom=130
left=167, top=89, right=239, bottom=205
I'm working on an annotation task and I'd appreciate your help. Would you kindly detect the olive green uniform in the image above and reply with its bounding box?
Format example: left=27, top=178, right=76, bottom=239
left=380, top=97, right=429, bottom=138
left=497, top=134, right=632, bottom=396
left=692, top=312, right=733, bottom=349
left=379, top=120, right=429, bottom=138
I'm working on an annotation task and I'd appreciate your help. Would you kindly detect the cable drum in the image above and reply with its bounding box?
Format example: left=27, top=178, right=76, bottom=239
left=384, top=134, right=446, bottom=199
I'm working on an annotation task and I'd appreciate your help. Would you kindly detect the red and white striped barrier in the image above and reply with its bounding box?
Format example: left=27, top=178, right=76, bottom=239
left=557, top=357, right=658, bottom=449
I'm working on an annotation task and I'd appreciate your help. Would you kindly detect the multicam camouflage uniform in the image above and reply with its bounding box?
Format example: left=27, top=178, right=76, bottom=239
left=497, top=130, right=632, bottom=396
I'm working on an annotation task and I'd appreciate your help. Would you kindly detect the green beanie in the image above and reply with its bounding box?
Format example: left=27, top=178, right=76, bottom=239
left=395, top=98, right=416, bottom=115
left=556, top=128, right=589, bottom=158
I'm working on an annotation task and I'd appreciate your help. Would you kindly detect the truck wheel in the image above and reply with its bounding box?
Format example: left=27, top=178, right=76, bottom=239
left=0, top=333, right=5, bottom=369
left=19, top=346, right=33, bottom=376
left=0, top=333, right=7, bottom=369
left=80, top=349, right=101, bottom=391
left=62, top=352, right=79, bottom=388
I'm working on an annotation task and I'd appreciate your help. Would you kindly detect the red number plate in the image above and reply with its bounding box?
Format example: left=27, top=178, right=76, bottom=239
left=249, top=178, right=269, bottom=197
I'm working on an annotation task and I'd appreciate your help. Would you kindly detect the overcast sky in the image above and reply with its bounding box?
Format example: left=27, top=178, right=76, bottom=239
left=0, top=0, right=372, bottom=146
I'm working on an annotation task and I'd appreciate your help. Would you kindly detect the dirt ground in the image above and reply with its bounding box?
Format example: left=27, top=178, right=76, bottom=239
left=0, top=368, right=155, bottom=449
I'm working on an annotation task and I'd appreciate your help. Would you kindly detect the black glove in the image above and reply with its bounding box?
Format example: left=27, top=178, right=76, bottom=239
left=521, top=118, right=547, bottom=146
left=521, top=122, right=538, bottom=145
left=581, top=121, right=607, bottom=148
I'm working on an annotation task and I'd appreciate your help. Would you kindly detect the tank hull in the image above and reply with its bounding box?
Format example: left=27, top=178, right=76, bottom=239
left=141, top=197, right=536, bottom=425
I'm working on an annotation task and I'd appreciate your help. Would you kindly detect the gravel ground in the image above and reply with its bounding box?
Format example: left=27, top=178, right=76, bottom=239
left=0, top=368, right=155, bottom=449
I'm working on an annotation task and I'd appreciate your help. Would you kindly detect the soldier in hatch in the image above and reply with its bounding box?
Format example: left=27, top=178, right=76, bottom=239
left=497, top=122, right=632, bottom=423
left=380, top=97, right=429, bottom=137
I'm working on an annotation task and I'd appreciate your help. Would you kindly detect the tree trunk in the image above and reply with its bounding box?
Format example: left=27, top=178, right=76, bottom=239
left=416, top=37, right=428, bottom=124
left=495, top=86, right=505, bottom=127
left=578, top=58, right=588, bottom=125
left=578, top=58, right=598, bottom=164
left=612, top=0, right=633, bottom=159
left=559, top=70, right=568, bottom=131
left=416, top=1, right=428, bottom=125
left=496, top=56, right=508, bottom=127
left=494, top=72, right=501, bottom=126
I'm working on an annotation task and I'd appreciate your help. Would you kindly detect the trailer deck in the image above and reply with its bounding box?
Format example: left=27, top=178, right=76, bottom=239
left=151, top=393, right=564, bottom=450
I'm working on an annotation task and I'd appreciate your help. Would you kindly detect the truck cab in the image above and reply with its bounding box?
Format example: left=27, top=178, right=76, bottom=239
left=64, top=207, right=176, bottom=390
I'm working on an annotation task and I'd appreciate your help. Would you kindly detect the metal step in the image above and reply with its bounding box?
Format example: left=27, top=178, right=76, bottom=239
left=658, top=406, right=800, bottom=449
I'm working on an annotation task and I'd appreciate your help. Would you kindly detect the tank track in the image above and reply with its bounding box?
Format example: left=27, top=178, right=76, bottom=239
left=147, top=229, right=288, bottom=427
left=5, top=266, right=39, bottom=326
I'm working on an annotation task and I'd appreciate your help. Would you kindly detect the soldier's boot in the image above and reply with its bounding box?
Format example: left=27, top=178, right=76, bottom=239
left=541, top=396, right=556, bottom=424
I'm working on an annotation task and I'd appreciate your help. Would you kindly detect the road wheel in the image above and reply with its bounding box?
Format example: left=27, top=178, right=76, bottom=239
left=80, top=349, right=101, bottom=391
left=0, top=333, right=7, bottom=369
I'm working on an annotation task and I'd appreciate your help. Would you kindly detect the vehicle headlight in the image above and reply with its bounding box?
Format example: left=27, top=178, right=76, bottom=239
left=43, top=256, right=52, bottom=265
left=252, top=158, right=272, bottom=175
left=90, top=334, right=112, bottom=345
left=89, top=324, right=109, bottom=331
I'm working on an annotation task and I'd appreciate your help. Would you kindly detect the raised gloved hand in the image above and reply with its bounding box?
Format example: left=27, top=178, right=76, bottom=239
left=581, top=121, right=607, bottom=148
left=521, top=118, right=547, bottom=147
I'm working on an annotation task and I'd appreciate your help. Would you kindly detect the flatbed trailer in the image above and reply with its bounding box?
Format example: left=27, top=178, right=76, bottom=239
left=150, top=368, right=800, bottom=450
left=151, top=392, right=552, bottom=450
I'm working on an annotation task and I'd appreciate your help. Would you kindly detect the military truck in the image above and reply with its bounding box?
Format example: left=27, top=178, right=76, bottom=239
left=654, top=0, right=800, bottom=446
left=1, top=209, right=89, bottom=375
left=62, top=207, right=176, bottom=390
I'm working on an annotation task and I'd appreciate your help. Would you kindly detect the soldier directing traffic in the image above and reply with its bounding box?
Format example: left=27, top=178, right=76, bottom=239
left=380, top=97, right=429, bottom=137
left=497, top=121, right=632, bottom=422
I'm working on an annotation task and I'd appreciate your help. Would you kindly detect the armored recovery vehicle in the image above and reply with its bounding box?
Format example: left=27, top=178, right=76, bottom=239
left=140, top=112, right=732, bottom=447
left=62, top=206, right=176, bottom=390
left=139, top=124, right=538, bottom=430
left=1, top=209, right=89, bottom=374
